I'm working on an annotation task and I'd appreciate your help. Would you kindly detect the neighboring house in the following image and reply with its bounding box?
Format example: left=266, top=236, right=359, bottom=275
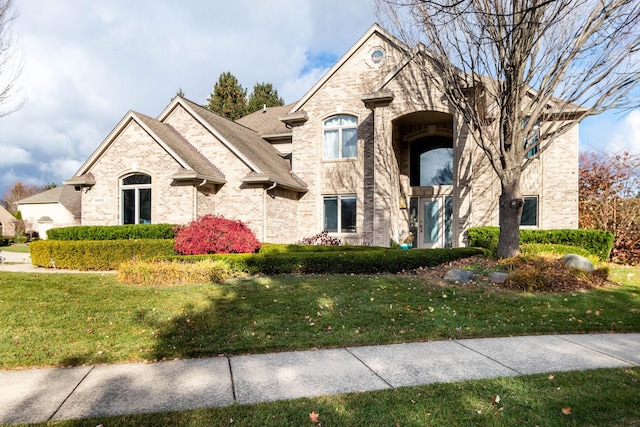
left=16, top=186, right=81, bottom=238
left=64, top=24, right=578, bottom=248
left=0, top=205, right=18, bottom=237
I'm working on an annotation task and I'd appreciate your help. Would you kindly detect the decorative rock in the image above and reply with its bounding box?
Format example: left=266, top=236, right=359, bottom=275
left=559, top=254, right=595, bottom=273
left=488, top=272, right=509, bottom=283
left=443, top=269, right=475, bottom=283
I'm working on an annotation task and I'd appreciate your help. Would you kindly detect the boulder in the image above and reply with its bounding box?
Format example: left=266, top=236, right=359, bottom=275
left=489, top=271, right=509, bottom=283
left=560, top=254, right=595, bottom=273
left=443, top=269, right=475, bottom=283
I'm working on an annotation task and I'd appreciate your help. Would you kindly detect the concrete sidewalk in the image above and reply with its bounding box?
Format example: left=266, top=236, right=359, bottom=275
left=1, top=333, right=639, bottom=424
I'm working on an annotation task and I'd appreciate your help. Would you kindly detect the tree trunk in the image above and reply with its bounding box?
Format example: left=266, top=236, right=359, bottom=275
left=497, top=175, right=523, bottom=258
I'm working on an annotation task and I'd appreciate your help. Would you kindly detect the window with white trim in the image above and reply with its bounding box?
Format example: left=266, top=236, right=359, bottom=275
left=323, top=115, right=358, bottom=159
left=323, top=195, right=357, bottom=233
left=520, top=196, right=538, bottom=226
left=121, top=173, right=152, bottom=224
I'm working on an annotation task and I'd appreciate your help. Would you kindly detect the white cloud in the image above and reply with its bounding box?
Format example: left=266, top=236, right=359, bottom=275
left=0, top=146, right=31, bottom=166
left=0, top=0, right=378, bottom=193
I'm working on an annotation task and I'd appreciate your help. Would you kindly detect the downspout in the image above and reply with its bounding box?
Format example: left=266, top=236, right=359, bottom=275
left=194, top=179, right=208, bottom=220
left=264, top=182, right=277, bottom=242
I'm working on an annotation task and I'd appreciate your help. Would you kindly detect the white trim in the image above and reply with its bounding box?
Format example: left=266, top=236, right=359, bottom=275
left=74, top=111, right=192, bottom=176
left=290, top=24, right=407, bottom=114
left=158, top=98, right=263, bottom=174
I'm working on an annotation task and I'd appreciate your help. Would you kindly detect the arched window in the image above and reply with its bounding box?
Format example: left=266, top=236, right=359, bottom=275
left=410, top=136, right=453, bottom=187
left=121, top=173, right=151, bottom=224
left=323, top=115, right=358, bottom=159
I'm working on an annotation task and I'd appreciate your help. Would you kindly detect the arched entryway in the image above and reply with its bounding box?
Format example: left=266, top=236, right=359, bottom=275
left=393, top=111, right=455, bottom=249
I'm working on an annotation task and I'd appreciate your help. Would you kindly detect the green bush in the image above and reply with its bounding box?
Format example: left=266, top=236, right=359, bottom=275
left=46, top=224, right=176, bottom=241
left=259, top=243, right=386, bottom=254
left=521, top=243, right=599, bottom=263
left=0, top=237, right=11, bottom=247
left=467, top=227, right=614, bottom=260
left=171, top=247, right=484, bottom=275
left=30, top=239, right=175, bottom=270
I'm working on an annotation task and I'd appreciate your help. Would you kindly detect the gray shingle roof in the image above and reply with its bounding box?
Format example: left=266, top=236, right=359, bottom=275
left=17, top=186, right=81, bottom=219
left=235, top=103, right=294, bottom=137
left=134, top=112, right=226, bottom=184
left=181, top=99, right=306, bottom=192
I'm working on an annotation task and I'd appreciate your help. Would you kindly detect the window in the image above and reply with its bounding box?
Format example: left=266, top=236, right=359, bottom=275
left=523, top=117, right=540, bottom=158
left=520, top=196, right=538, bottom=226
left=410, top=136, right=454, bottom=186
left=121, top=173, right=152, bottom=224
left=323, top=195, right=356, bottom=233
left=323, top=115, right=358, bottom=159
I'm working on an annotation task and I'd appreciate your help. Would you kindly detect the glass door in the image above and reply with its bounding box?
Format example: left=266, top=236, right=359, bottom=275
left=415, top=196, right=453, bottom=248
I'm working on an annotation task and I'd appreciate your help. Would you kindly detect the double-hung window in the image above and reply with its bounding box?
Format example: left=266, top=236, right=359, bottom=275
left=323, top=195, right=357, bottom=233
left=121, top=173, right=152, bottom=224
left=323, top=115, right=358, bottom=159
left=520, top=196, right=538, bottom=227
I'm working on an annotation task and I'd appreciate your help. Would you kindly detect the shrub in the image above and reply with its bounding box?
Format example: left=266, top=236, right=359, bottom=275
left=259, top=243, right=385, bottom=254
left=521, top=243, right=600, bottom=265
left=117, top=258, right=231, bottom=286
left=174, top=215, right=260, bottom=255
left=47, top=224, right=176, bottom=241
left=500, top=255, right=609, bottom=292
left=30, top=239, right=175, bottom=270
left=170, top=247, right=484, bottom=275
left=296, top=231, right=342, bottom=246
left=467, top=226, right=614, bottom=260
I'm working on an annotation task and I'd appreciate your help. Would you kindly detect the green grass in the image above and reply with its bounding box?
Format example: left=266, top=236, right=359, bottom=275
left=0, top=243, right=30, bottom=253
left=1, top=266, right=638, bottom=370
left=33, top=367, right=640, bottom=426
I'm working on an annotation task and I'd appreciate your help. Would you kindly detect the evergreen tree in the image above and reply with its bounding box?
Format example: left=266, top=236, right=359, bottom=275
left=246, top=82, right=284, bottom=114
left=206, top=72, right=247, bottom=120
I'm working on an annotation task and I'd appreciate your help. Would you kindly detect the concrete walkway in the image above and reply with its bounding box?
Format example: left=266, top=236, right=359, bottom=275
left=1, top=333, right=639, bottom=424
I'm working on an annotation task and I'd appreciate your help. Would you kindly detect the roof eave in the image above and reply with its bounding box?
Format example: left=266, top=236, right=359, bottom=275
left=242, top=175, right=307, bottom=193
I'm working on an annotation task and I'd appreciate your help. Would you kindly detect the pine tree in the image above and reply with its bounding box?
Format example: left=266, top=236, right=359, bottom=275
left=206, top=72, right=247, bottom=120
left=246, top=82, right=284, bottom=115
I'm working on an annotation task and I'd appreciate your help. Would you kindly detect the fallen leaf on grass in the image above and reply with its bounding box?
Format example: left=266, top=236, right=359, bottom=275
left=562, top=407, right=572, bottom=415
left=548, top=375, right=554, bottom=380
left=310, top=411, right=320, bottom=423
left=493, top=395, right=501, bottom=404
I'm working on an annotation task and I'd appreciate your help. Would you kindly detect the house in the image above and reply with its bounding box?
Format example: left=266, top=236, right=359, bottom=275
left=0, top=205, right=19, bottom=237
left=64, top=24, right=578, bottom=248
left=16, top=186, right=81, bottom=238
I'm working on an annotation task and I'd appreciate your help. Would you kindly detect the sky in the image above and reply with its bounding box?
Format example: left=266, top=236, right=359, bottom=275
left=0, top=0, right=638, bottom=196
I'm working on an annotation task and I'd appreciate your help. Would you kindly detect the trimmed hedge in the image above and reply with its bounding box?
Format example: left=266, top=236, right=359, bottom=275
left=46, top=224, right=176, bottom=241
left=259, top=243, right=387, bottom=254
left=467, top=226, right=615, bottom=260
left=30, top=239, right=175, bottom=270
left=171, top=247, right=484, bottom=275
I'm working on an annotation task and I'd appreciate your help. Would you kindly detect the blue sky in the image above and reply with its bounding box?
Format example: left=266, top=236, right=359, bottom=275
left=0, top=0, right=638, bottom=197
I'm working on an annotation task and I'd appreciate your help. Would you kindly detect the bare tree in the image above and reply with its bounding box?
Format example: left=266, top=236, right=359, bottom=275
left=0, top=0, right=22, bottom=118
left=377, top=0, right=640, bottom=257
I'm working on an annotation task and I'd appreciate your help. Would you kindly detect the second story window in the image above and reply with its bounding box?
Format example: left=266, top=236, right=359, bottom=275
left=323, top=115, right=358, bottom=159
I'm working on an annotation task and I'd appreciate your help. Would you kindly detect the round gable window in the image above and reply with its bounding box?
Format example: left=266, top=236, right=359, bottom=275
left=371, top=49, right=385, bottom=65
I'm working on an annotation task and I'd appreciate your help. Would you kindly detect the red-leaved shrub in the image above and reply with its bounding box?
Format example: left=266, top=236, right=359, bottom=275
left=174, top=215, right=260, bottom=255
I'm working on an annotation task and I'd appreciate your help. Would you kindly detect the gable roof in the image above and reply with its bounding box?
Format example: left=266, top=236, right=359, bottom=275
left=159, top=97, right=306, bottom=192
left=0, top=205, right=17, bottom=225
left=133, top=112, right=226, bottom=183
left=70, top=111, right=226, bottom=185
left=16, top=185, right=82, bottom=218
left=235, top=103, right=294, bottom=138
left=286, top=24, right=407, bottom=116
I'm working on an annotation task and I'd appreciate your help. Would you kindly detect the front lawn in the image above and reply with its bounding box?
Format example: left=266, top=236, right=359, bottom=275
left=1, top=265, right=638, bottom=370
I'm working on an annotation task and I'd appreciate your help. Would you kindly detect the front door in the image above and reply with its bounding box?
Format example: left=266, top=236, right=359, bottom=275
left=412, top=196, right=453, bottom=248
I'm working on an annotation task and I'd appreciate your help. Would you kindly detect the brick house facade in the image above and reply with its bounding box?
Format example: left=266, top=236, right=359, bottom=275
left=65, top=24, right=578, bottom=247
